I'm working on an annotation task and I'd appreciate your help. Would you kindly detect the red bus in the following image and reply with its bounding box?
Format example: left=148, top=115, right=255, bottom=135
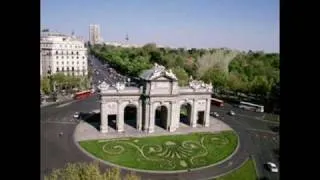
left=74, top=90, right=92, bottom=100
left=211, top=98, right=224, bottom=107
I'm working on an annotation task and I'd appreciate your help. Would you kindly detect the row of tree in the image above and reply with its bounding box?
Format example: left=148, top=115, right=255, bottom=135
left=41, top=73, right=91, bottom=95
left=90, top=44, right=279, bottom=111
left=45, top=162, right=140, bottom=180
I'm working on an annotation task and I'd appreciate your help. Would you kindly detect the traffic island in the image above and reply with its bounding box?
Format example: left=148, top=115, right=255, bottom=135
left=78, top=131, right=238, bottom=172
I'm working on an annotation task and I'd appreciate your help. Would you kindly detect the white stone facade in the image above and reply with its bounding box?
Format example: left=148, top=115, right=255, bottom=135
left=40, top=31, right=88, bottom=77
left=98, top=64, right=213, bottom=134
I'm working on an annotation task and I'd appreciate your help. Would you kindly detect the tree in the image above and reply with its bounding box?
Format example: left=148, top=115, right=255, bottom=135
left=45, top=162, right=140, bottom=180
left=201, top=68, right=228, bottom=93
left=41, top=77, right=51, bottom=95
left=249, top=76, right=271, bottom=97
left=172, top=67, right=189, bottom=86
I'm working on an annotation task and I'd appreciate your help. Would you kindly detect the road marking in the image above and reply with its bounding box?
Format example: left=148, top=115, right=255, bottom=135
left=41, top=121, right=76, bottom=125
left=56, top=102, right=74, bottom=108
left=246, top=128, right=277, bottom=135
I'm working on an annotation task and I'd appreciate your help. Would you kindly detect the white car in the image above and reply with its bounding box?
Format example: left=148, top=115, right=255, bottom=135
left=266, top=162, right=278, bottom=172
left=213, top=112, right=219, bottom=117
left=73, top=112, right=80, bottom=119
left=229, top=110, right=236, bottom=116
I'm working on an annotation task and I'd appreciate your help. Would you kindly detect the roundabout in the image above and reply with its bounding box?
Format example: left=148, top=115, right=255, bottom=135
left=79, top=131, right=238, bottom=172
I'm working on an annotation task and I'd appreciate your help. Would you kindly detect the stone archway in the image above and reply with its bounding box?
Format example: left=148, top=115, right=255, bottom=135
left=123, top=104, right=138, bottom=129
left=180, top=103, right=192, bottom=126
left=155, top=105, right=168, bottom=130
left=197, top=111, right=205, bottom=126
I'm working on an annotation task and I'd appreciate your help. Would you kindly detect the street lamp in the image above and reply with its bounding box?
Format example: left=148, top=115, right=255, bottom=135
left=127, top=78, right=131, bottom=86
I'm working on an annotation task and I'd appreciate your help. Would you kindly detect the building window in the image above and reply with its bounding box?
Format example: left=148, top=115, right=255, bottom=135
left=62, top=67, right=64, bottom=71
left=77, top=61, right=79, bottom=64
left=56, top=61, right=59, bottom=64
left=82, top=61, right=85, bottom=64
left=61, top=51, right=64, bottom=55
left=56, top=68, right=59, bottom=72
left=56, top=51, right=58, bottom=55
left=62, top=61, right=64, bottom=64
left=72, top=56, right=74, bottom=59
left=76, top=52, right=79, bottom=55
left=82, top=56, right=85, bottom=59
left=67, top=67, right=69, bottom=71
left=76, top=56, right=79, bottom=59
left=83, top=66, right=85, bottom=70
left=72, top=67, right=74, bottom=71
left=67, top=61, right=69, bottom=64
left=67, top=56, right=69, bottom=59
left=56, top=56, right=58, bottom=59
left=62, top=56, right=64, bottom=59
left=71, top=51, right=74, bottom=55
left=66, top=51, right=68, bottom=55
left=72, top=61, right=74, bottom=64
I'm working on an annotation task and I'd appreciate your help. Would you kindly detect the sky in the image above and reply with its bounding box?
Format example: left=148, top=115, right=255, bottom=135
left=41, top=0, right=279, bottom=52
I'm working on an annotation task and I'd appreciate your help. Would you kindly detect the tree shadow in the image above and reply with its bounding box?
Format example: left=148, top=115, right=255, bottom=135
left=269, top=125, right=279, bottom=133
left=257, top=177, right=269, bottom=180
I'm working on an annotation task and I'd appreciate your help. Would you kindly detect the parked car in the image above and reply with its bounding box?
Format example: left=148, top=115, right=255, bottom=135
left=265, top=162, right=279, bottom=173
left=229, top=110, right=236, bottom=116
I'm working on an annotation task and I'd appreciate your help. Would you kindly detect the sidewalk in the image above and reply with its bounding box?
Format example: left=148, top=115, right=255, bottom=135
left=40, top=95, right=74, bottom=108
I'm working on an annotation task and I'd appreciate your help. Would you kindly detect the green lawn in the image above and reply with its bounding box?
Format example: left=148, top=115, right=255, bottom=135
left=216, top=159, right=257, bottom=180
left=79, top=131, right=238, bottom=171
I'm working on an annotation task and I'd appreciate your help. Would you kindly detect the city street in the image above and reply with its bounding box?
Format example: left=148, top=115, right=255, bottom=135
left=210, top=105, right=280, bottom=180
left=41, top=97, right=279, bottom=180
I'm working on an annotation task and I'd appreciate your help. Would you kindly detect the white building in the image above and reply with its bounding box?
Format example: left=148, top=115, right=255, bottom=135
left=40, top=31, right=88, bottom=77
left=89, top=24, right=102, bottom=45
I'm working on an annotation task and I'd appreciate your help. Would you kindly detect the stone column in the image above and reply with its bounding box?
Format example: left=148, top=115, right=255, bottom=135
left=169, top=101, right=177, bottom=132
left=143, top=98, right=150, bottom=132
left=137, top=100, right=142, bottom=131
left=100, top=101, right=108, bottom=133
left=117, top=101, right=124, bottom=132
left=204, top=98, right=211, bottom=127
left=191, top=99, right=197, bottom=128
left=148, top=102, right=155, bottom=133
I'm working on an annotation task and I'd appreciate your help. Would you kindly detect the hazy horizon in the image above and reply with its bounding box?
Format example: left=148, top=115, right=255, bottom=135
left=41, top=0, right=279, bottom=53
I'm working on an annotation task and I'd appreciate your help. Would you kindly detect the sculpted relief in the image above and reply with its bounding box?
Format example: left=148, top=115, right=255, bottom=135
left=106, top=102, right=118, bottom=114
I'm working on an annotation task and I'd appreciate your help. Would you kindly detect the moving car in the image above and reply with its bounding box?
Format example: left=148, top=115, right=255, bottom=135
left=229, top=110, right=236, bottom=116
left=213, top=112, right=219, bottom=117
left=265, top=162, right=279, bottom=172
left=73, top=112, right=80, bottom=119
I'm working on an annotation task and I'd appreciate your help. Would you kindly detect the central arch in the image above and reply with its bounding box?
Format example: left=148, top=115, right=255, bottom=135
left=180, top=103, right=192, bottom=126
left=123, top=104, right=138, bottom=129
left=155, top=105, right=168, bottom=130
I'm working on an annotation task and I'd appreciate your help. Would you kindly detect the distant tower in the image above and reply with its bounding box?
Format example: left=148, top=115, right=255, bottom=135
left=89, top=24, right=101, bottom=45
left=125, top=33, right=129, bottom=42
left=71, top=30, right=75, bottom=36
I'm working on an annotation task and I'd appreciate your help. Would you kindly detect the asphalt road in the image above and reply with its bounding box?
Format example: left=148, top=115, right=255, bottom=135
left=89, top=55, right=127, bottom=86
left=41, top=97, right=279, bottom=180
left=210, top=105, right=280, bottom=180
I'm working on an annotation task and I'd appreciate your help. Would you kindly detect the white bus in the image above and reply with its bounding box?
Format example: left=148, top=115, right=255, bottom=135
left=239, top=101, right=264, bottom=113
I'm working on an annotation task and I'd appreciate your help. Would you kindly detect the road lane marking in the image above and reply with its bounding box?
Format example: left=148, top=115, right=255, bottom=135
left=41, top=121, right=76, bottom=125
left=246, top=128, right=277, bottom=135
left=56, top=102, right=74, bottom=108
